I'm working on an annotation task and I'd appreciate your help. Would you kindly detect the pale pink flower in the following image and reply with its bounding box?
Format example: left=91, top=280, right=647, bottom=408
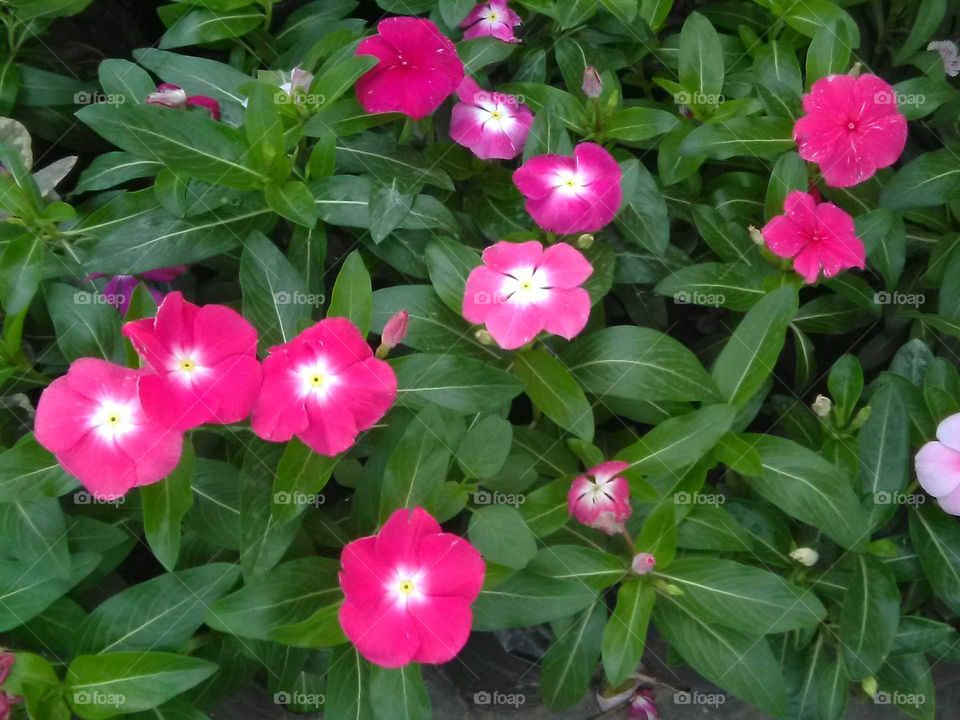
left=34, top=359, right=184, bottom=499
left=339, top=507, right=485, bottom=668
left=146, top=83, right=221, bottom=120
left=567, top=461, right=632, bottom=535
left=462, top=240, right=592, bottom=350
left=461, top=0, right=522, bottom=43
left=513, top=142, right=623, bottom=234
left=632, top=552, right=656, bottom=575
left=761, top=191, right=865, bottom=284
left=629, top=689, right=659, bottom=720
left=582, top=67, right=602, bottom=98
left=250, top=318, right=397, bottom=456
left=450, top=77, right=533, bottom=160
left=122, top=292, right=262, bottom=431
left=793, top=74, right=907, bottom=187
left=355, top=17, right=464, bottom=120
left=928, top=41, right=960, bottom=78
left=915, top=413, right=960, bottom=515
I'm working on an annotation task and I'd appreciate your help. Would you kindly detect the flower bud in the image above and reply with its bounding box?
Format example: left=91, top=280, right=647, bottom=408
left=748, top=225, right=765, bottom=246
left=631, top=552, right=656, bottom=575
left=475, top=328, right=495, bottom=345
left=376, top=310, right=409, bottom=359
left=629, top=688, right=659, bottom=720
left=582, top=67, right=603, bottom=98
left=576, top=233, right=595, bottom=249
left=811, top=394, right=832, bottom=417
left=861, top=676, right=878, bottom=698
left=146, top=83, right=188, bottom=109
left=790, top=547, right=819, bottom=566
left=0, top=651, right=13, bottom=684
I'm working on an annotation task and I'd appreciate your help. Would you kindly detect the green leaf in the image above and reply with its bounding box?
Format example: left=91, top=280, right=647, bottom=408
left=0, top=233, right=44, bottom=315
left=841, top=555, right=899, bottom=680
left=910, top=504, right=960, bottom=613
left=0, top=498, right=70, bottom=577
left=425, top=236, right=481, bottom=314
left=46, top=282, right=120, bottom=361
left=244, top=82, right=286, bottom=174
left=327, top=250, right=372, bottom=336
left=392, top=353, right=523, bottom=415
left=880, top=148, right=960, bottom=209
left=806, top=21, right=852, bottom=84
left=601, top=580, right=655, bottom=685
left=473, top=572, right=597, bottom=630
left=66, top=652, right=217, bottom=719
left=369, top=665, right=430, bottom=720
left=680, top=117, right=795, bottom=159
left=159, top=8, right=263, bottom=49
left=134, top=48, right=250, bottom=110
left=528, top=545, right=626, bottom=589
left=827, top=353, right=863, bottom=426
left=0, top=553, right=98, bottom=631
left=439, top=0, right=475, bottom=26
left=604, top=107, right=677, bottom=142
left=679, top=12, right=724, bottom=99
left=892, top=0, right=946, bottom=64
left=457, top=415, right=512, bottom=479
left=141, top=440, right=195, bottom=571
left=239, top=230, right=310, bottom=349
left=325, top=645, right=372, bottom=720
left=654, top=262, right=766, bottom=311
left=523, top=100, right=573, bottom=160
left=379, top=406, right=452, bottom=518
left=468, top=505, right=537, bottom=570
left=74, top=152, right=162, bottom=193
left=311, top=55, right=380, bottom=111
left=514, top=349, right=594, bottom=441
left=764, top=152, right=807, bottom=220
left=858, top=383, right=909, bottom=526
left=0, top=435, right=76, bottom=502
left=615, top=159, right=669, bottom=254
left=265, top=180, right=318, bottom=228
left=368, top=180, right=414, bottom=243
left=712, top=285, right=798, bottom=406
left=541, top=601, right=606, bottom=710
left=271, top=439, right=338, bottom=524
left=97, top=59, right=155, bottom=105
left=618, top=404, right=736, bottom=475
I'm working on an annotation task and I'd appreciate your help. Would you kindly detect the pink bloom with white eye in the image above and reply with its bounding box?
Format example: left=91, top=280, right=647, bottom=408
left=338, top=507, right=485, bottom=668
left=513, top=143, right=623, bottom=234
left=34, top=359, right=184, bottom=499
left=928, top=41, right=960, bottom=77
left=793, top=74, right=908, bottom=187
left=122, top=292, right=262, bottom=431
left=915, top=413, right=960, bottom=516
left=450, top=77, right=533, bottom=160
left=462, top=240, right=593, bottom=350
left=461, top=0, right=522, bottom=43
left=761, top=191, right=865, bottom=284
left=567, top=461, right=632, bottom=535
left=355, top=17, right=464, bottom=121
left=629, top=689, right=659, bottom=720
left=250, top=317, right=397, bottom=456
left=632, top=552, right=656, bottom=575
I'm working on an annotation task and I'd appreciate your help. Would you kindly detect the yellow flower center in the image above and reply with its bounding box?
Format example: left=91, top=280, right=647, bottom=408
left=106, top=414, right=121, bottom=426
left=310, top=373, right=325, bottom=388
left=179, top=358, right=196, bottom=372
left=487, top=11, right=499, bottom=21
left=490, top=110, right=502, bottom=119
left=397, top=578, right=416, bottom=595
left=519, top=279, right=534, bottom=291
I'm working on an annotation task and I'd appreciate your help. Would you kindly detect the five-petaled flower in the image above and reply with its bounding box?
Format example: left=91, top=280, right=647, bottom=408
left=123, top=292, right=262, bottom=431
left=450, top=77, right=533, bottom=160
left=761, top=190, right=865, bottom=284
left=915, top=413, right=960, bottom=515
left=461, top=1, right=522, bottom=43
left=567, top=461, right=632, bottom=535
left=250, top=318, right=397, bottom=456
left=514, top=142, right=623, bottom=234
left=355, top=17, right=464, bottom=120
left=338, top=507, right=485, bottom=667
left=793, top=73, right=907, bottom=188
left=463, top=240, right=593, bottom=350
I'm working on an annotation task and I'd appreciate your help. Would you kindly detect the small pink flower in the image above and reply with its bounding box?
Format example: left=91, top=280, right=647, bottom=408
left=381, top=310, right=409, bottom=350
left=450, top=78, right=533, bottom=160
left=338, top=507, right=485, bottom=668
left=355, top=17, right=464, bottom=120
left=567, top=461, right=632, bottom=535
left=146, top=83, right=221, bottom=121
left=582, top=67, right=603, bottom=98
left=461, top=0, right=522, bottom=43
left=462, top=240, right=593, bottom=350
left=928, top=41, right=960, bottom=77
left=629, top=689, right=659, bottom=720
left=794, top=73, right=907, bottom=187
left=34, top=359, right=183, bottom=499
left=122, top=292, right=262, bottom=431
left=915, top=413, right=960, bottom=515
left=250, top=318, right=397, bottom=456
left=632, top=552, right=656, bottom=575
left=92, top=265, right=186, bottom=315
left=0, top=653, right=13, bottom=684
left=513, top=143, right=623, bottom=234
left=761, top=191, right=865, bottom=284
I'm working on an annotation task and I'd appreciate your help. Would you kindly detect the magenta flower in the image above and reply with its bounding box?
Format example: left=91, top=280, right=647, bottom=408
left=629, top=689, right=659, bottom=720
left=761, top=191, right=865, bottom=284
left=355, top=17, right=464, bottom=121
left=122, top=292, right=262, bottom=431
left=250, top=318, right=397, bottom=456
left=793, top=74, right=907, bottom=187
left=146, top=83, right=221, bottom=121
left=513, top=143, right=623, bottom=234
left=91, top=265, right=186, bottom=315
left=34, top=359, right=183, bottom=499
left=339, top=507, right=485, bottom=668
left=461, top=1, right=522, bottom=43
left=567, top=461, right=632, bottom=535
left=462, top=240, right=593, bottom=350
left=450, top=78, right=533, bottom=160
left=915, top=413, right=960, bottom=515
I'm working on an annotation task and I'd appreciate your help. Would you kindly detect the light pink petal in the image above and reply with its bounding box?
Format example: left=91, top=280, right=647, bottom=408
left=513, top=155, right=575, bottom=200
left=336, top=358, right=398, bottom=430
left=937, top=414, right=960, bottom=453
left=470, top=126, right=523, bottom=160
left=485, top=301, right=546, bottom=350
left=480, top=240, right=543, bottom=275
left=525, top=191, right=597, bottom=234
left=65, top=358, right=139, bottom=404
left=339, top=599, right=418, bottom=668
left=299, top=397, right=360, bottom=456
left=461, top=3, right=490, bottom=27
left=376, top=507, right=442, bottom=569
left=916, top=441, right=960, bottom=498
left=120, top=425, right=184, bottom=489
left=575, top=142, right=621, bottom=186
left=409, top=597, right=473, bottom=663
left=537, top=243, right=593, bottom=289
left=418, top=533, right=485, bottom=599
left=123, top=318, right=176, bottom=370
left=593, top=460, right=630, bottom=482
left=456, top=76, right=481, bottom=103
left=938, top=484, right=960, bottom=516
left=450, top=104, right=486, bottom=150
left=542, top=287, right=591, bottom=340
left=463, top=265, right=508, bottom=324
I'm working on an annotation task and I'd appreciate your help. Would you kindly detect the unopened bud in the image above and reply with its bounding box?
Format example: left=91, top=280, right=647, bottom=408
left=0, top=651, right=14, bottom=684
left=577, top=233, right=594, bottom=249
left=146, top=83, right=187, bottom=109
left=376, top=310, right=409, bottom=358
left=790, top=547, right=819, bottom=566
left=629, top=688, right=659, bottom=720
left=861, top=676, right=878, bottom=698
left=811, top=394, right=832, bottom=417
left=849, top=405, right=871, bottom=431
left=748, top=225, right=765, bottom=246
left=631, top=552, right=656, bottom=575
left=655, top=580, right=684, bottom=597
left=582, top=67, right=603, bottom=98
left=475, top=328, right=495, bottom=346
left=849, top=62, right=863, bottom=78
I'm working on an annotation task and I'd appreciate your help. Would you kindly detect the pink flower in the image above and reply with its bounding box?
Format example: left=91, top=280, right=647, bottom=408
left=928, top=41, right=960, bottom=77
left=513, top=143, right=623, bottom=234
left=915, top=413, right=960, bottom=515
left=250, top=318, right=397, bottom=456
left=582, top=67, right=603, bottom=98
left=793, top=74, right=907, bottom=187
left=0, top=653, right=13, bottom=684
left=461, top=1, right=522, bottom=43
left=567, top=461, right=632, bottom=535
left=34, top=359, right=183, bottom=499
left=450, top=78, right=533, bottom=160
left=761, top=191, right=865, bottom=284
left=146, top=83, right=221, bottom=121
left=338, top=507, right=485, bottom=668
left=378, top=310, right=409, bottom=354
left=462, top=240, right=593, bottom=350
left=91, top=265, right=186, bottom=315
left=629, top=689, right=659, bottom=720
left=122, top=292, right=262, bottom=431
left=632, top=552, right=656, bottom=575
left=355, top=17, right=464, bottom=121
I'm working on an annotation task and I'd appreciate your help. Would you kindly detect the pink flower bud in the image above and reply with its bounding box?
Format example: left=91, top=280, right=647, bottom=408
left=0, top=652, right=13, bottom=684
left=184, top=95, right=222, bottom=121
left=567, top=461, right=631, bottom=535
left=146, top=83, right=187, bottom=109
left=582, top=66, right=603, bottom=98
left=629, top=689, right=659, bottom=720
left=382, top=310, right=409, bottom=349
left=632, top=552, right=656, bottom=575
